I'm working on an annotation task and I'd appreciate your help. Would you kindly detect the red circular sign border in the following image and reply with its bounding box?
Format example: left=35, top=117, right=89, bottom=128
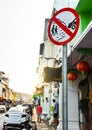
left=48, top=7, right=80, bottom=46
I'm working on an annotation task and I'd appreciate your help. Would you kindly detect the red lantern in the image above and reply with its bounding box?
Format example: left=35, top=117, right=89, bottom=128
left=77, top=61, right=89, bottom=72
left=77, top=61, right=89, bottom=79
left=67, top=72, right=77, bottom=81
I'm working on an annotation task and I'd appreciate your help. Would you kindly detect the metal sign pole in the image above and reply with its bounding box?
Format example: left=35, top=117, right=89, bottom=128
left=62, top=44, right=68, bottom=130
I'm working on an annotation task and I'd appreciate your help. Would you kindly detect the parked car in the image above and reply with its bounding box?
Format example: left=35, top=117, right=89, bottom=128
left=22, top=103, right=33, bottom=116
left=0, top=105, right=6, bottom=113
left=3, top=106, right=32, bottom=130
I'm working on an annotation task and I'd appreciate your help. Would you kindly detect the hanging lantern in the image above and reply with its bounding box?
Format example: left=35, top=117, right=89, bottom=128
left=77, top=61, right=89, bottom=72
left=77, top=61, right=89, bottom=79
left=67, top=72, right=77, bottom=81
left=68, top=46, right=78, bottom=81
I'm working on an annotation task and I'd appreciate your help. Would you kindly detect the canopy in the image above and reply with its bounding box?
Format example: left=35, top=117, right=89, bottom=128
left=76, top=0, right=92, bottom=13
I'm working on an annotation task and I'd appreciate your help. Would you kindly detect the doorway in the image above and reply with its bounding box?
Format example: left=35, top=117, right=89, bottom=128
left=78, top=79, right=92, bottom=130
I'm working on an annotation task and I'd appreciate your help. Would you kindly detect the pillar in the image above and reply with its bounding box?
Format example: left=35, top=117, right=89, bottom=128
left=57, top=80, right=80, bottom=130
left=68, top=79, right=80, bottom=130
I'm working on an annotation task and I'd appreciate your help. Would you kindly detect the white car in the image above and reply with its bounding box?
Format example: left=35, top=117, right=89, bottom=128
left=0, top=105, right=6, bottom=113
left=16, top=105, right=31, bottom=120
left=3, top=106, right=32, bottom=130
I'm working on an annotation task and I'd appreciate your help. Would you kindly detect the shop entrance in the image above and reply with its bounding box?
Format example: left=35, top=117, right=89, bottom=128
left=78, top=79, right=92, bottom=129
left=89, top=82, right=92, bottom=123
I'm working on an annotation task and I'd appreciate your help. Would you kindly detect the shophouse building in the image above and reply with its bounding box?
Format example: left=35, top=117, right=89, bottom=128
left=36, top=0, right=92, bottom=130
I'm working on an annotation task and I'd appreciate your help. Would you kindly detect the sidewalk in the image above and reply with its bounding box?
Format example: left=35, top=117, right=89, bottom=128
left=31, top=107, right=57, bottom=130
left=31, top=107, right=92, bottom=130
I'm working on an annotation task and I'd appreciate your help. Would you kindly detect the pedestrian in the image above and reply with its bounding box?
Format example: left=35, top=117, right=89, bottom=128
left=52, top=99, right=59, bottom=125
left=36, top=103, right=42, bottom=123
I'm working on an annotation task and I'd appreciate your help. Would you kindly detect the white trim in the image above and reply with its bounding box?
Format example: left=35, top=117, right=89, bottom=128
left=73, top=20, right=92, bottom=50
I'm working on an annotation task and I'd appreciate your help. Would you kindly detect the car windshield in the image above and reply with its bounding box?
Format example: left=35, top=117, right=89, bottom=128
left=22, top=104, right=29, bottom=106
left=8, top=109, right=22, bottom=113
left=8, top=107, right=23, bottom=113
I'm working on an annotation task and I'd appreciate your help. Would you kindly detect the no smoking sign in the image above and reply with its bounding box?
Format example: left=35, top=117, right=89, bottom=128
left=48, top=8, right=80, bottom=46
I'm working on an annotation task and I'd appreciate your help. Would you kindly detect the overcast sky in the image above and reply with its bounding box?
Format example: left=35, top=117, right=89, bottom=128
left=0, top=0, right=54, bottom=94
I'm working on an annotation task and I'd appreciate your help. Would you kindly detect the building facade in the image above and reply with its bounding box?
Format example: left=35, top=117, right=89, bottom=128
left=36, top=0, right=92, bottom=130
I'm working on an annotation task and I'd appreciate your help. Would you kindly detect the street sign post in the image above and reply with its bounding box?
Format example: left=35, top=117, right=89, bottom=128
left=48, top=8, right=80, bottom=130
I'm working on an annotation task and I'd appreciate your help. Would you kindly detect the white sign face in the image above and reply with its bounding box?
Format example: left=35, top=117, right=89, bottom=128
left=51, top=12, right=76, bottom=41
left=48, top=8, right=80, bottom=46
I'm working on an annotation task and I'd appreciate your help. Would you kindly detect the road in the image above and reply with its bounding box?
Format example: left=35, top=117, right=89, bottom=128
left=0, top=113, right=5, bottom=129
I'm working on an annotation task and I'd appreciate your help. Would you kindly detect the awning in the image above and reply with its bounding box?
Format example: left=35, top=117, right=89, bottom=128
left=44, top=67, right=62, bottom=82
left=76, top=0, right=92, bottom=13
left=70, top=22, right=92, bottom=69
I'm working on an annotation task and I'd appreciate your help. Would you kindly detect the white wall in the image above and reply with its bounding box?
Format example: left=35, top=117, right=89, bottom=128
left=54, top=0, right=80, bottom=10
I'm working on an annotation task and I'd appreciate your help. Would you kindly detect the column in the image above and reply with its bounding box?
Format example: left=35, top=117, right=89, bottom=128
left=68, top=80, right=80, bottom=130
